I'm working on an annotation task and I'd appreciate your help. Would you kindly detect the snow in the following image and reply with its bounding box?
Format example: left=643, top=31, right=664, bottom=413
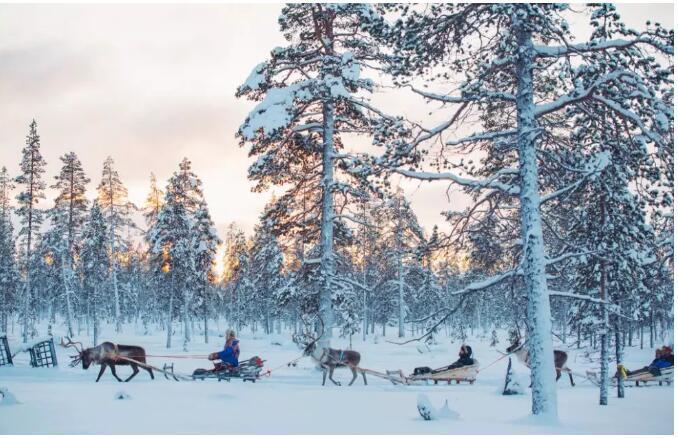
left=0, top=324, right=673, bottom=434
left=239, top=62, right=266, bottom=93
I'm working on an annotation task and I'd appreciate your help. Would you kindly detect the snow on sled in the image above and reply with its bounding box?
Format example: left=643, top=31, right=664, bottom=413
left=192, top=356, right=265, bottom=383
left=385, top=360, right=480, bottom=385
left=586, top=366, right=673, bottom=387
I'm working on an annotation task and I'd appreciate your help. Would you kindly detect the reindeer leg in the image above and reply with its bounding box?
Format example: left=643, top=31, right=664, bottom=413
left=567, top=369, right=575, bottom=387
left=329, top=366, right=341, bottom=386
left=125, top=364, right=139, bottom=382
left=348, top=367, right=358, bottom=386
left=109, top=364, right=123, bottom=382
left=322, top=367, right=328, bottom=386
left=145, top=365, right=155, bottom=380
left=362, top=371, right=367, bottom=385
left=556, top=369, right=562, bottom=381
left=96, top=364, right=108, bottom=382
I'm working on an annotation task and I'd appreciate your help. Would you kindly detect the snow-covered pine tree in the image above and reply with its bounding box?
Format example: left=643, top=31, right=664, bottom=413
left=383, top=190, right=425, bottom=337
left=353, top=197, right=381, bottom=341
left=144, top=172, right=165, bottom=228
left=15, top=119, right=47, bottom=342
left=49, top=152, right=90, bottom=337
left=96, top=156, right=134, bottom=333
left=0, top=167, right=18, bottom=333
left=246, top=220, right=284, bottom=334
left=172, top=158, right=205, bottom=215
left=373, top=3, right=673, bottom=417
left=142, top=172, right=166, bottom=334
left=236, top=4, right=390, bottom=347
left=33, top=228, right=62, bottom=335
left=149, top=163, right=197, bottom=350
left=221, top=224, right=249, bottom=331
left=191, top=199, right=221, bottom=343
left=80, top=201, right=108, bottom=345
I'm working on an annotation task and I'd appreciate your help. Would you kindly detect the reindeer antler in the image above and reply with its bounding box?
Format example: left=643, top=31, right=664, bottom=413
left=60, top=336, right=85, bottom=367
left=60, top=336, right=83, bottom=353
left=306, top=312, right=325, bottom=347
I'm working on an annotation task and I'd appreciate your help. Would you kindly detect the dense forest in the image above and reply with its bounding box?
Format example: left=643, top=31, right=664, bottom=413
left=0, top=3, right=673, bottom=417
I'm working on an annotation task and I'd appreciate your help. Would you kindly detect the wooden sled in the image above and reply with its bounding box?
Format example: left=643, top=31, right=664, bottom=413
left=383, top=360, right=480, bottom=385
left=586, top=366, right=673, bottom=387
left=626, top=366, right=673, bottom=386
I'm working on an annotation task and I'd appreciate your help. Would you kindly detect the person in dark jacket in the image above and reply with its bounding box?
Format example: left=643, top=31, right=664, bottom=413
left=448, top=344, right=474, bottom=370
left=413, top=344, right=475, bottom=376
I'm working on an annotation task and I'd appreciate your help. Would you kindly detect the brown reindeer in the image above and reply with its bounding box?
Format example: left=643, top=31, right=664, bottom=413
left=60, top=337, right=154, bottom=382
left=293, top=318, right=367, bottom=386
left=506, top=337, right=575, bottom=386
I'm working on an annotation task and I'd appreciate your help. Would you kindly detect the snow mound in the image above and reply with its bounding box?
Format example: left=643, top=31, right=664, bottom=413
left=0, top=387, right=19, bottom=405
left=114, top=391, right=132, bottom=400
left=436, top=400, right=460, bottom=420
left=417, top=394, right=460, bottom=421
left=417, top=394, right=435, bottom=420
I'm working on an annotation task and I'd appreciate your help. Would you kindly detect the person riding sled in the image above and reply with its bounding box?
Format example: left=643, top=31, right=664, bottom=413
left=448, top=344, right=474, bottom=370
left=413, top=344, right=475, bottom=375
left=622, top=346, right=673, bottom=378
left=208, top=329, right=240, bottom=369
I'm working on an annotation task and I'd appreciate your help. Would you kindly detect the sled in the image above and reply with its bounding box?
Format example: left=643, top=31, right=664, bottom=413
left=586, top=366, right=673, bottom=387
left=408, top=359, right=480, bottom=385
left=625, top=366, right=673, bottom=386
left=381, top=360, right=480, bottom=385
left=192, top=356, right=265, bottom=383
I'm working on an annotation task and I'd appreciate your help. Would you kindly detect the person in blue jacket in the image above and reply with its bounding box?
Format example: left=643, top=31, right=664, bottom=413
left=209, top=329, right=240, bottom=368
left=626, top=347, right=673, bottom=377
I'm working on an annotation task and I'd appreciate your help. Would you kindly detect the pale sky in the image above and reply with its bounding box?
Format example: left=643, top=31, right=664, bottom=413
left=0, top=3, right=673, bottom=239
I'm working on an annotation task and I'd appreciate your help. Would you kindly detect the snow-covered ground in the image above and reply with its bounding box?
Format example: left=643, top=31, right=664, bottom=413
left=0, top=324, right=673, bottom=434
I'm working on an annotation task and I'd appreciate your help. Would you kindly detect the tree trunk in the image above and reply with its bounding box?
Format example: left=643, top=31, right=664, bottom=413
left=515, top=21, right=558, bottom=418
left=166, top=275, right=174, bottom=349
left=396, top=198, right=405, bottom=338
left=61, top=256, right=75, bottom=338
left=649, top=311, right=654, bottom=349
left=598, top=228, right=608, bottom=406
left=182, top=289, right=190, bottom=352
left=203, top=293, right=209, bottom=344
left=614, top=321, right=624, bottom=398
left=93, top=285, right=99, bottom=346
left=318, top=98, right=336, bottom=349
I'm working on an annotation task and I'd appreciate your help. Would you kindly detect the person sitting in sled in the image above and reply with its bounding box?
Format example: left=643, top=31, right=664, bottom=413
left=624, top=347, right=673, bottom=377
left=208, top=329, right=240, bottom=368
left=447, top=344, right=474, bottom=370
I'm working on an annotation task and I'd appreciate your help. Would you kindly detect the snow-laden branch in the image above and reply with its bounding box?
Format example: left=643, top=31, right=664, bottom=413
left=535, top=70, right=634, bottom=117
left=534, top=36, right=674, bottom=58
left=331, top=275, right=373, bottom=292
left=540, top=151, right=610, bottom=205
left=545, top=251, right=594, bottom=266
left=548, top=290, right=607, bottom=305
left=392, top=167, right=519, bottom=195
left=410, top=86, right=516, bottom=104
left=445, top=129, right=516, bottom=146
left=592, top=95, right=667, bottom=147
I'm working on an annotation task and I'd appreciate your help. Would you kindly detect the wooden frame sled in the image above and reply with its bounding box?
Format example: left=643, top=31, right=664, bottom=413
left=586, top=366, right=673, bottom=387
left=383, top=360, right=480, bottom=385
left=626, top=366, right=673, bottom=386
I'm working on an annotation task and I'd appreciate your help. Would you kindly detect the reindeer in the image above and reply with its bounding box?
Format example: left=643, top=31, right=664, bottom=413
left=60, top=337, right=154, bottom=382
left=293, top=318, right=367, bottom=386
left=506, top=336, right=575, bottom=386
